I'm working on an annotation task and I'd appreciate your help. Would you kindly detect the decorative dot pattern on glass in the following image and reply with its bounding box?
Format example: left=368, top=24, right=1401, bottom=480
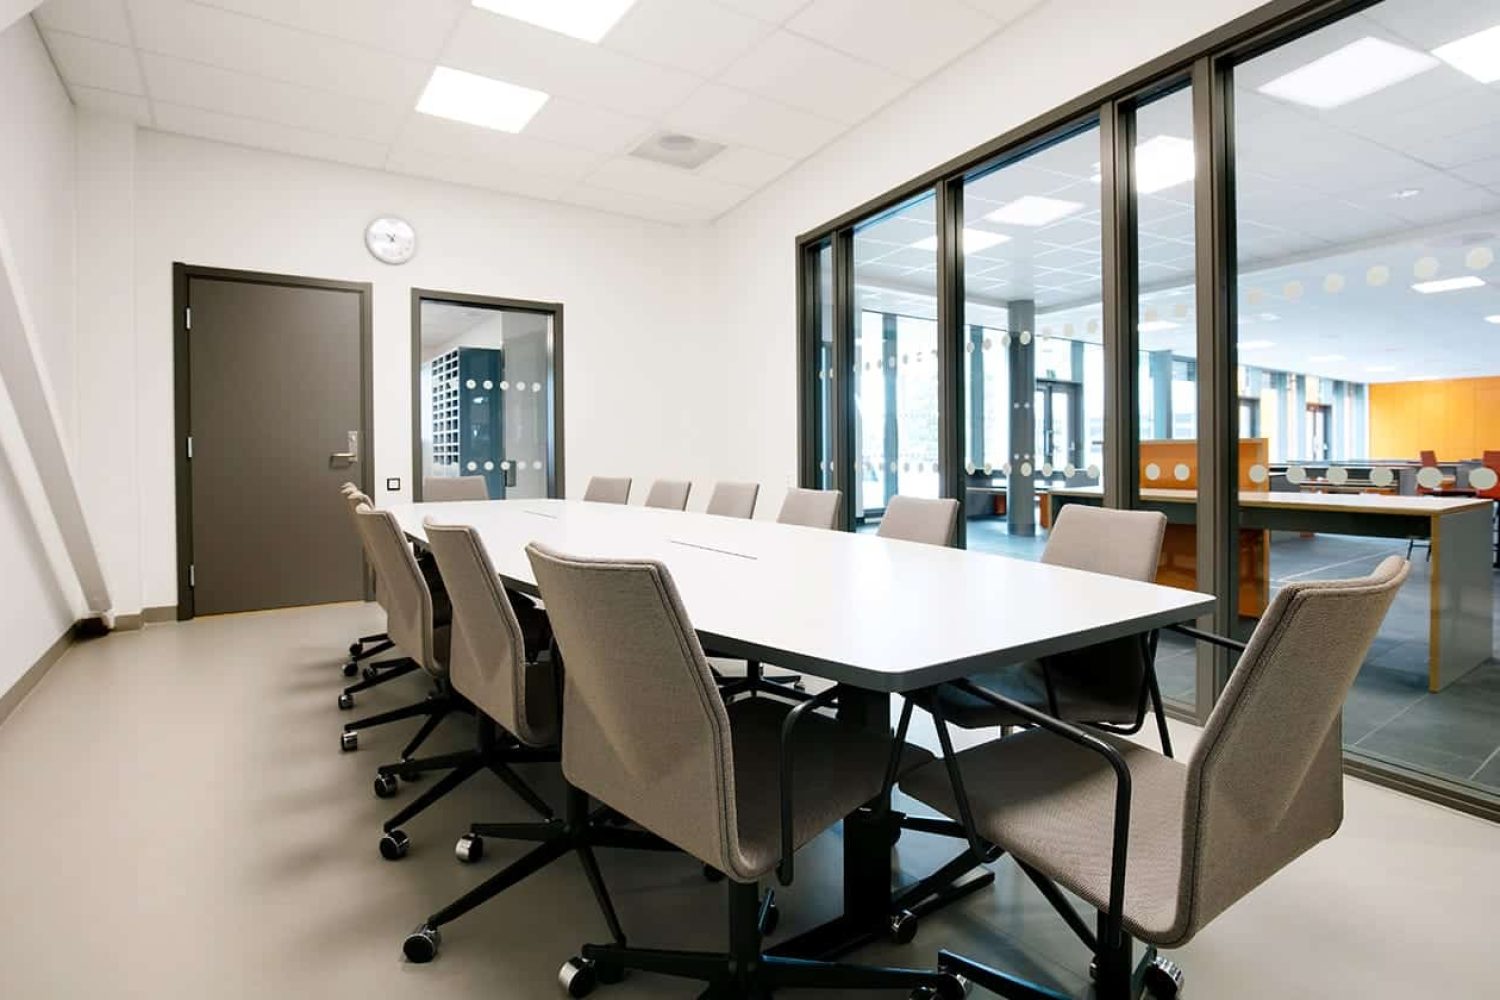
left=1370, top=467, right=1395, bottom=488
left=1145, top=462, right=1161, bottom=481
left=1287, top=465, right=1308, bottom=485
left=1173, top=463, right=1192, bottom=482
left=1248, top=463, right=1269, bottom=484
left=1327, top=466, right=1349, bottom=486
left=1471, top=467, right=1498, bottom=491
left=1417, top=466, right=1444, bottom=489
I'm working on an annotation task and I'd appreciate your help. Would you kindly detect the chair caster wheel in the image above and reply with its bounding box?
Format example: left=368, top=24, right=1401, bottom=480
left=758, top=898, right=780, bottom=935
left=349, top=642, right=362, bottom=657
left=341, top=730, right=358, bottom=752
left=889, top=908, right=918, bottom=945
left=702, top=864, right=726, bottom=883
left=374, top=773, right=399, bottom=799
left=559, top=957, right=598, bottom=997
left=402, top=923, right=441, bottom=963
left=1143, top=957, right=1184, bottom=998
left=912, top=973, right=969, bottom=999
left=455, top=833, right=484, bottom=863
left=342, top=660, right=358, bottom=678
left=380, top=829, right=410, bottom=860
left=338, top=692, right=354, bottom=710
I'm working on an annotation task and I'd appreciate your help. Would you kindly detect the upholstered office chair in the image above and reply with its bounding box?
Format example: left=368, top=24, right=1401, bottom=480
left=705, top=480, right=760, bottom=519
left=524, top=543, right=961, bottom=999
left=583, top=476, right=632, bottom=504
left=340, top=484, right=391, bottom=667
left=776, top=487, right=843, bottom=529
left=901, top=557, right=1409, bottom=1000
left=913, top=503, right=1173, bottom=751
left=644, top=479, right=692, bottom=510
left=423, top=475, right=490, bottom=501
left=877, top=495, right=960, bottom=547
left=340, top=504, right=462, bottom=760
left=400, top=522, right=677, bottom=963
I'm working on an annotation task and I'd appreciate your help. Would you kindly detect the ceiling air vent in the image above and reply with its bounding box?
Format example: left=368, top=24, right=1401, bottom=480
left=629, top=131, right=726, bottom=170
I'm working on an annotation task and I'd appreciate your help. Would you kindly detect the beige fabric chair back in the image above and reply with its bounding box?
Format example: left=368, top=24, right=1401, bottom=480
left=583, top=476, right=632, bottom=504
left=423, top=475, right=489, bottom=502
left=1042, top=504, right=1165, bottom=581
left=423, top=522, right=557, bottom=746
left=775, top=488, right=843, bottom=529
left=877, top=495, right=959, bottom=546
left=352, top=503, right=442, bottom=676
left=1176, top=556, right=1408, bottom=941
left=644, top=479, right=692, bottom=510
left=705, top=481, right=759, bottom=519
left=526, top=543, right=745, bottom=878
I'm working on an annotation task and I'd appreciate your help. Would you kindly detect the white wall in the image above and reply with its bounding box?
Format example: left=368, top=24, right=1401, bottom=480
left=130, top=130, right=714, bottom=608
left=707, top=0, right=1263, bottom=506
left=0, top=14, right=83, bottom=692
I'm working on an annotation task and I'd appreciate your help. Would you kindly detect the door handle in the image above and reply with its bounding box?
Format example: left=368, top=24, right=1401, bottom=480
left=331, top=430, right=359, bottom=467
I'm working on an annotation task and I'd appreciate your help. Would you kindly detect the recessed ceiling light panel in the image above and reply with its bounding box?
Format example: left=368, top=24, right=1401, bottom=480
left=472, top=0, right=638, bottom=43
left=1485, top=314, right=1500, bottom=324
left=1257, top=36, right=1439, bottom=109
left=1433, top=24, right=1500, bottom=83
left=1412, top=276, right=1485, bottom=294
left=986, top=195, right=1084, bottom=227
left=911, top=228, right=1011, bottom=252
left=1138, top=319, right=1179, bottom=333
left=416, top=66, right=548, bottom=133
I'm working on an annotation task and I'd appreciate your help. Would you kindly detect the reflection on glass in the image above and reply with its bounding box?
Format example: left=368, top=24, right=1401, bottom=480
left=853, top=193, right=941, bottom=528
left=963, top=123, right=1103, bottom=559
left=418, top=300, right=554, bottom=500
left=1235, top=0, right=1500, bottom=797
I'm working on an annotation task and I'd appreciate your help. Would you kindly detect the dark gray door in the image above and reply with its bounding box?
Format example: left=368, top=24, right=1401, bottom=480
left=187, top=276, right=367, bottom=615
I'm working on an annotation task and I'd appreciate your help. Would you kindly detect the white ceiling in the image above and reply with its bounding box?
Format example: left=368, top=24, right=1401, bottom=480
left=33, top=0, right=1041, bottom=224
left=852, top=0, right=1500, bottom=386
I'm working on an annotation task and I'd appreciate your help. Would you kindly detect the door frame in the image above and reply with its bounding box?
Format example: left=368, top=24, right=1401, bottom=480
left=409, top=288, right=565, bottom=502
left=173, top=263, right=375, bottom=621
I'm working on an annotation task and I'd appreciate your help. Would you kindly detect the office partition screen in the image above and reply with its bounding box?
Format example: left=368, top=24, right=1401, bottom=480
left=795, top=0, right=1500, bottom=818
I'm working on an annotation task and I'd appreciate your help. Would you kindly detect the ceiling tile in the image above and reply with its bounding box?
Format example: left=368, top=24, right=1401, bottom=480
left=954, top=0, right=1042, bottom=21
left=189, top=0, right=469, bottom=60
left=697, top=145, right=796, bottom=188
left=393, top=113, right=607, bottom=182
left=583, top=156, right=752, bottom=212
left=442, top=8, right=702, bottom=118
left=44, top=31, right=143, bottom=93
left=524, top=97, right=654, bottom=156
left=72, top=84, right=151, bottom=124
left=128, top=0, right=431, bottom=106
left=604, top=0, right=773, bottom=77
left=711, top=0, right=811, bottom=24
left=719, top=29, right=906, bottom=123
left=151, top=101, right=389, bottom=169
left=384, top=144, right=573, bottom=203
left=663, top=83, right=841, bottom=158
left=34, top=0, right=132, bottom=45
left=787, top=0, right=997, bottom=80
left=141, top=52, right=406, bottom=143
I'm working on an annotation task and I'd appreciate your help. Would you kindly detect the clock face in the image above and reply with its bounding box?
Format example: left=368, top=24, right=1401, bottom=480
left=365, top=216, right=416, bottom=265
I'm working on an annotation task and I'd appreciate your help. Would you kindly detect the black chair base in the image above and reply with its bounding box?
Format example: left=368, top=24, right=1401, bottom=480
left=567, top=880, right=966, bottom=999
left=343, top=634, right=395, bottom=676
left=339, top=690, right=458, bottom=757
left=939, top=943, right=1182, bottom=1000
left=402, top=788, right=678, bottom=964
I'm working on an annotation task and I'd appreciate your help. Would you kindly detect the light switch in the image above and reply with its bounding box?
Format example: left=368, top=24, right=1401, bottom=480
left=386, top=477, right=401, bottom=491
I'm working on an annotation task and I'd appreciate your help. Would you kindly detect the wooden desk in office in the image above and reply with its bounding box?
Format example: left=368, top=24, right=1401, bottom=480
left=389, top=498, right=1212, bottom=960
left=1050, top=486, right=1494, bottom=692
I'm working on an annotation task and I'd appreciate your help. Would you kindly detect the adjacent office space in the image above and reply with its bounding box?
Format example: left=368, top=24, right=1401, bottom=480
left=0, top=1, right=1495, bottom=999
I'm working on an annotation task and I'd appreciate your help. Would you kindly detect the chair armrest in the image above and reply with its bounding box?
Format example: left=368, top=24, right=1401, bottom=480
left=948, top=678, right=1134, bottom=945
left=1167, top=622, right=1248, bottom=653
left=775, top=684, right=841, bottom=886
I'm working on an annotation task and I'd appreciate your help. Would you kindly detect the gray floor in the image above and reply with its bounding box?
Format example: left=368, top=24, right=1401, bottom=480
left=959, top=517, right=1500, bottom=798
left=0, top=603, right=1493, bottom=999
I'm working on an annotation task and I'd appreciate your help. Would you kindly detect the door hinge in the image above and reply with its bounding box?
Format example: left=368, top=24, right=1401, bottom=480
left=185, top=436, right=193, bottom=460
left=188, top=564, right=195, bottom=588
left=185, top=306, right=192, bottom=331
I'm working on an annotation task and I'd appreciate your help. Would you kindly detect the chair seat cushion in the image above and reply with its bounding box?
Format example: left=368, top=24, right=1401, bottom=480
left=913, top=639, right=1150, bottom=730
left=726, top=697, right=932, bottom=880
left=899, top=729, right=1189, bottom=945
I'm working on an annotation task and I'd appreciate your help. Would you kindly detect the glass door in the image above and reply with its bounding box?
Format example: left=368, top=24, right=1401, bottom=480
left=1033, top=380, right=1082, bottom=478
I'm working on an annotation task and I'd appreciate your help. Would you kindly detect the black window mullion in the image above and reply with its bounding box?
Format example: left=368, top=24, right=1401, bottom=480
left=1099, top=98, right=1139, bottom=511
left=936, top=177, right=966, bottom=547
left=831, top=228, right=856, bottom=532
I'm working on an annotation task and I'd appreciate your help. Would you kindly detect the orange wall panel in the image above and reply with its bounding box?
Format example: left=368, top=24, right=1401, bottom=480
left=1370, top=376, right=1500, bottom=459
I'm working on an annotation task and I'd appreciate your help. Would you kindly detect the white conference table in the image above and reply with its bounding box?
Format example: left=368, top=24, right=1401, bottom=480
left=390, top=497, right=1213, bottom=961
left=391, top=498, right=1214, bottom=694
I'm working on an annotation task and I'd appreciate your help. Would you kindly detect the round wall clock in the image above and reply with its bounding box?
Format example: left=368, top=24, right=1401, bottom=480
left=365, top=216, right=416, bottom=265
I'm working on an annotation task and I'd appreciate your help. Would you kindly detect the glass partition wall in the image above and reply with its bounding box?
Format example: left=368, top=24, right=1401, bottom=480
left=412, top=291, right=562, bottom=501
left=796, top=0, right=1500, bottom=817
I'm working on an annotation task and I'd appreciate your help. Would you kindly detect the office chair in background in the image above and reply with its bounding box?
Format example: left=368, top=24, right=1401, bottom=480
left=877, top=495, right=960, bottom=547
left=705, top=481, right=760, bottom=519
left=582, top=477, right=632, bottom=503
left=423, top=475, right=490, bottom=502
left=643, top=479, right=692, bottom=510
